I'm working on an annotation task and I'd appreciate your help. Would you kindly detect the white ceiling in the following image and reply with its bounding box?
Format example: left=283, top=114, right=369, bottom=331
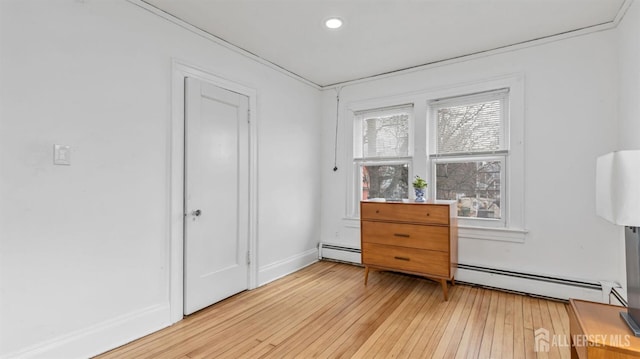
left=143, top=0, right=626, bottom=87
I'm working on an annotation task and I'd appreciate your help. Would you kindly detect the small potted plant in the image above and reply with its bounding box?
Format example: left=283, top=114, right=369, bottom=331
left=412, top=175, right=427, bottom=202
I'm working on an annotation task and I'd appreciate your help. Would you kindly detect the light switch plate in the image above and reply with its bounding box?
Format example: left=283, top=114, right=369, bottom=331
left=54, top=144, right=71, bottom=165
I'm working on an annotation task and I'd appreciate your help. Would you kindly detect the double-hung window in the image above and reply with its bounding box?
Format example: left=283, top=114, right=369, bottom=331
left=353, top=104, right=413, bottom=208
left=430, top=89, right=509, bottom=225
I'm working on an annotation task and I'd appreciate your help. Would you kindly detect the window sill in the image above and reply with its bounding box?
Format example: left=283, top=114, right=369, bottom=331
left=458, top=225, right=527, bottom=243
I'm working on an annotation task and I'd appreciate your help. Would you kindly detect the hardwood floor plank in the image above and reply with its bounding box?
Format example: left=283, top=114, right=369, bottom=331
left=439, top=286, right=478, bottom=358
left=538, top=298, right=562, bottom=359
left=100, top=261, right=342, bottom=359
left=523, top=297, right=536, bottom=359
left=549, top=301, right=569, bottom=335
left=383, top=282, right=441, bottom=358
left=331, top=274, right=417, bottom=358
left=94, top=262, right=573, bottom=359
left=358, top=281, right=433, bottom=358
left=385, top=281, right=445, bottom=358
left=407, top=284, right=467, bottom=357
left=155, top=263, right=356, bottom=359
left=309, top=272, right=415, bottom=359
left=513, top=294, right=526, bottom=359
left=530, top=298, right=550, bottom=359
left=452, top=288, right=487, bottom=359
left=502, top=292, right=515, bottom=359
left=524, top=328, right=536, bottom=359
left=429, top=286, right=474, bottom=357
left=490, top=291, right=507, bottom=359
left=251, top=275, right=384, bottom=358
left=226, top=264, right=366, bottom=358
left=189, top=265, right=364, bottom=358
left=477, top=290, right=500, bottom=358
left=459, top=288, right=492, bottom=359
left=545, top=300, right=570, bottom=359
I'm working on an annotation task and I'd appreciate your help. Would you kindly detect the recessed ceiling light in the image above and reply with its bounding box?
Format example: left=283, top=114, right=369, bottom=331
left=325, top=17, right=343, bottom=30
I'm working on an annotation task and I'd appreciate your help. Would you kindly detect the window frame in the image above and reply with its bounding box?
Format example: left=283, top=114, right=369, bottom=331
left=429, top=89, right=510, bottom=228
left=431, top=88, right=510, bottom=155
left=353, top=104, right=413, bottom=159
left=348, top=103, right=416, bottom=217
left=344, top=74, right=524, bottom=240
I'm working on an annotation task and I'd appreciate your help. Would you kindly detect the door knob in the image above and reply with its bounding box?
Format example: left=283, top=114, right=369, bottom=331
left=193, top=209, right=202, bottom=216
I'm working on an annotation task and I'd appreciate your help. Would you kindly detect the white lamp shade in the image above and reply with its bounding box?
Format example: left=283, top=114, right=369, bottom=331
left=596, top=150, right=640, bottom=226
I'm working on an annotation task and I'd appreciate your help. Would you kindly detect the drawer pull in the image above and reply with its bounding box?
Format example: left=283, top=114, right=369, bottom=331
left=394, top=256, right=410, bottom=261
left=393, top=233, right=410, bottom=238
left=426, top=212, right=431, bottom=216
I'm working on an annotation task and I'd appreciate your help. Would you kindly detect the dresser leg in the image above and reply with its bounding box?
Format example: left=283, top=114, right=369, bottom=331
left=451, top=277, right=455, bottom=286
left=441, top=279, right=449, bottom=301
left=364, top=266, right=369, bottom=285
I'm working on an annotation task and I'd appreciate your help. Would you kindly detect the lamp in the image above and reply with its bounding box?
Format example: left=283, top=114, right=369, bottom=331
left=596, top=150, right=640, bottom=336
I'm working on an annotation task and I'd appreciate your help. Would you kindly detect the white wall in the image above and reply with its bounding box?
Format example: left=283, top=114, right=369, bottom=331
left=618, top=0, right=640, bottom=151
left=320, top=29, right=623, bottom=298
left=0, top=1, right=321, bottom=357
left=612, top=0, right=640, bottom=302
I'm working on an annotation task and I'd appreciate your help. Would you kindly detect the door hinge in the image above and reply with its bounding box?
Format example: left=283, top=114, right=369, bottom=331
left=247, top=109, right=250, bottom=124
left=246, top=251, right=251, bottom=265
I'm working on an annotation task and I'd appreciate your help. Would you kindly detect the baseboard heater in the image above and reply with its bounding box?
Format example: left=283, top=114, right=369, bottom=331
left=611, top=287, right=628, bottom=307
left=319, top=243, right=614, bottom=302
left=319, top=243, right=362, bottom=264
left=455, top=263, right=611, bottom=302
left=456, top=263, right=601, bottom=290
left=320, top=244, right=361, bottom=254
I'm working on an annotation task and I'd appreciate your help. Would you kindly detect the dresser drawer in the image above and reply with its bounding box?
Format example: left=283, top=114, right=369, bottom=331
left=362, top=243, right=450, bottom=278
left=361, top=221, right=449, bottom=252
left=361, top=202, right=449, bottom=225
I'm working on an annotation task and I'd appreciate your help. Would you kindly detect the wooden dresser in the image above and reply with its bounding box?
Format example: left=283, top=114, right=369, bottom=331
left=360, top=201, right=458, bottom=300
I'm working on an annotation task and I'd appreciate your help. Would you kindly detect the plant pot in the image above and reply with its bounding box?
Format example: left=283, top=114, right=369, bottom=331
left=414, top=187, right=426, bottom=202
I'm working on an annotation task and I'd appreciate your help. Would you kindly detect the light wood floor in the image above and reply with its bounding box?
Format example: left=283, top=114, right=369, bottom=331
left=97, top=261, right=570, bottom=358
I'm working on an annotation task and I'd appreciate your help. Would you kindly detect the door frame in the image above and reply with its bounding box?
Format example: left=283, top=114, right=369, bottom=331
left=169, top=59, right=258, bottom=323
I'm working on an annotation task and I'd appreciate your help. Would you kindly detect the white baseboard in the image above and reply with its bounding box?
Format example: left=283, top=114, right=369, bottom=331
left=258, top=248, right=319, bottom=286
left=1, top=304, right=171, bottom=359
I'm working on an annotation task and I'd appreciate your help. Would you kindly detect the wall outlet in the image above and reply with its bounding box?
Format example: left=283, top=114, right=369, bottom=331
left=54, top=144, right=71, bottom=165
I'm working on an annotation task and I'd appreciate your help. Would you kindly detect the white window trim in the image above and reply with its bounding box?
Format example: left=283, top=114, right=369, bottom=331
left=430, top=88, right=510, bottom=155
left=346, top=101, right=420, bottom=218
left=426, top=75, right=525, bottom=231
left=353, top=103, right=414, bottom=159
left=459, top=226, right=528, bottom=243
left=344, top=74, right=525, bottom=239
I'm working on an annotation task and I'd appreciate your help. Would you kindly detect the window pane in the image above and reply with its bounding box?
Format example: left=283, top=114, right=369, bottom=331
left=362, top=164, right=408, bottom=201
left=435, top=161, right=502, bottom=219
left=362, top=113, right=409, bottom=158
left=436, top=99, right=502, bottom=154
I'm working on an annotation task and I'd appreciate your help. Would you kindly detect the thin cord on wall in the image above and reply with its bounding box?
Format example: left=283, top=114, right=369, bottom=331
left=333, top=87, right=342, bottom=172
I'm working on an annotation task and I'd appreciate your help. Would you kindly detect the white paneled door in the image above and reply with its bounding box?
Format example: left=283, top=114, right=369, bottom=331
left=183, top=77, right=250, bottom=315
